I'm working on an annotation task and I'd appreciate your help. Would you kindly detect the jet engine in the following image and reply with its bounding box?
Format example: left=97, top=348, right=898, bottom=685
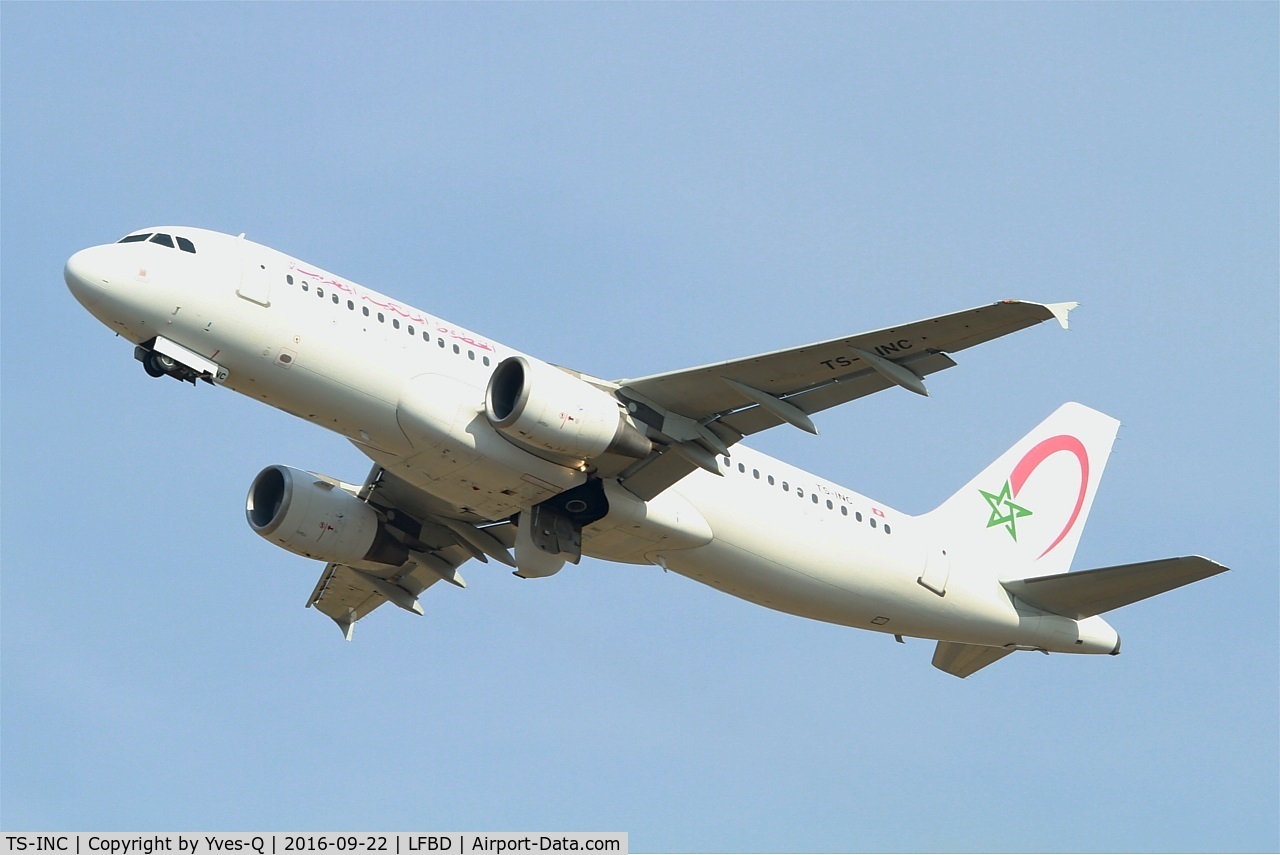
left=246, top=465, right=408, bottom=567
left=484, top=356, right=651, bottom=465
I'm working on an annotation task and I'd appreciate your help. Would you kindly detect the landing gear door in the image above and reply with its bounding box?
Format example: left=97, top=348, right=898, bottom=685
left=919, top=544, right=950, bottom=596
left=236, top=235, right=271, bottom=307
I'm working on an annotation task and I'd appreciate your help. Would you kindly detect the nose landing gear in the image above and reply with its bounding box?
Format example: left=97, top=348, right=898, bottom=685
left=133, top=337, right=227, bottom=385
left=141, top=350, right=179, bottom=378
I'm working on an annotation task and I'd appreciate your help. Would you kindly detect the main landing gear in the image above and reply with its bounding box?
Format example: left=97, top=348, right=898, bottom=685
left=512, top=479, right=610, bottom=579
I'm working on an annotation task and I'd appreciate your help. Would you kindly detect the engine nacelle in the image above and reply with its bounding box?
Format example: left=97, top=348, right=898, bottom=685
left=485, top=356, right=651, bottom=465
left=246, top=465, right=408, bottom=567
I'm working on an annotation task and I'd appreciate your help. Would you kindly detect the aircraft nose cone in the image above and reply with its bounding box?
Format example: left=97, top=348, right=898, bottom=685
left=65, top=246, right=110, bottom=309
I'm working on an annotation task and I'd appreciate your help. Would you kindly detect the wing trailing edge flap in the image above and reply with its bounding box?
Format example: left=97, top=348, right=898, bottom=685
left=369, top=467, right=518, bottom=567
left=304, top=465, right=513, bottom=639
left=306, top=547, right=474, bottom=640
left=932, top=641, right=1015, bottom=678
left=1000, top=556, right=1228, bottom=621
left=617, top=350, right=957, bottom=501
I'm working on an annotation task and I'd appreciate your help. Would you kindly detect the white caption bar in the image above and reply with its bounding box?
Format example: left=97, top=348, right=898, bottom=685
left=0, top=835, right=627, bottom=855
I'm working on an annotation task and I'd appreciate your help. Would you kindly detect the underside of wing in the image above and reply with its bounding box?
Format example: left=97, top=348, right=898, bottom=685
left=613, top=300, right=1075, bottom=499
left=304, top=465, right=517, bottom=638
left=306, top=561, right=435, bottom=640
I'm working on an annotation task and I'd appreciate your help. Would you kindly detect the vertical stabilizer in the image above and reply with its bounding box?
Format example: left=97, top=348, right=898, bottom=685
left=924, top=402, right=1121, bottom=581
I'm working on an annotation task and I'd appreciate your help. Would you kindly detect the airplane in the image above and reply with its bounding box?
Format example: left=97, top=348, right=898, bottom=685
left=63, top=226, right=1228, bottom=677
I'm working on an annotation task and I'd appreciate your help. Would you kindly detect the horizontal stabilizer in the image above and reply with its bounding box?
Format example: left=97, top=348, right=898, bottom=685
left=932, top=641, right=1014, bottom=678
left=1002, top=555, right=1228, bottom=620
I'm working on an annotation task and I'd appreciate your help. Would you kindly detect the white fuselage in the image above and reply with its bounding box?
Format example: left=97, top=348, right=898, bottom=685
left=65, top=227, right=1119, bottom=654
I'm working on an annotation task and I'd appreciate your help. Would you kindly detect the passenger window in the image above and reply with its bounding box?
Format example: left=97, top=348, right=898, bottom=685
left=317, top=288, right=324, bottom=298
left=393, top=319, right=401, bottom=329
left=483, top=356, right=490, bottom=366
left=840, top=506, right=848, bottom=516
left=332, top=294, right=339, bottom=304
left=150, top=233, right=174, bottom=248
left=347, top=300, right=354, bottom=310
left=302, top=282, right=309, bottom=292
left=812, top=494, right=819, bottom=504
left=767, top=475, right=774, bottom=486
left=362, top=306, right=369, bottom=317
left=287, top=275, right=295, bottom=285
left=752, top=469, right=760, bottom=479
left=422, top=331, right=430, bottom=342
left=377, top=313, right=385, bottom=323
left=737, top=463, right=745, bottom=473
left=884, top=524, right=892, bottom=535
left=870, top=518, right=877, bottom=528
left=782, top=482, right=789, bottom=492
left=118, top=233, right=151, bottom=243
left=408, top=325, right=415, bottom=335
left=855, top=512, right=863, bottom=522
left=438, top=339, right=445, bottom=348
left=826, top=500, right=833, bottom=510
left=796, top=488, right=804, bottom=498
left=468, top=350, right=475, bottom=360
left=453, top=344, right=460, bottom=354
left=176, top=237, right=196, bottom=253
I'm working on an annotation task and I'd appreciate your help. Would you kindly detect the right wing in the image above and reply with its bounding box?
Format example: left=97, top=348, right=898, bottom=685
left=614, top=300, right=1077, bottom=500
left=305, top=466, right=516, bottom=639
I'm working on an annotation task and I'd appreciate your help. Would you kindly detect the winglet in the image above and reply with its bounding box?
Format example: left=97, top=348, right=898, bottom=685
left=334, top=614, right=356, bottom=642
left=1045, top=301, right=1079, bottom=330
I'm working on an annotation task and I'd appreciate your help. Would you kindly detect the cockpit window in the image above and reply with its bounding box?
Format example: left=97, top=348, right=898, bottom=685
left=116, top=231, right=198, bottom=253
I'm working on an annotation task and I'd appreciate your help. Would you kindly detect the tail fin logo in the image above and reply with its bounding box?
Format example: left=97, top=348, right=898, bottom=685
left=980, top=481, right=1033, bottom=541
left=979, top=434, right=1090, bottom=559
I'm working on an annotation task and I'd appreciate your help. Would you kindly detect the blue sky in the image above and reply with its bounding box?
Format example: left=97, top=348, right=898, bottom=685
left=2, top=4, right=1276, bottom=852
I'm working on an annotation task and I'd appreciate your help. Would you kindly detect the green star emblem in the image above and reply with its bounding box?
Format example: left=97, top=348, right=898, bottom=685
left=979, top=480, right=1033, bottom=541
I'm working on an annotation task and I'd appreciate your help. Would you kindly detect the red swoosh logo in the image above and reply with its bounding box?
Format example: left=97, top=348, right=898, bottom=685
left=1010, top=434, right=1089, bottom=559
